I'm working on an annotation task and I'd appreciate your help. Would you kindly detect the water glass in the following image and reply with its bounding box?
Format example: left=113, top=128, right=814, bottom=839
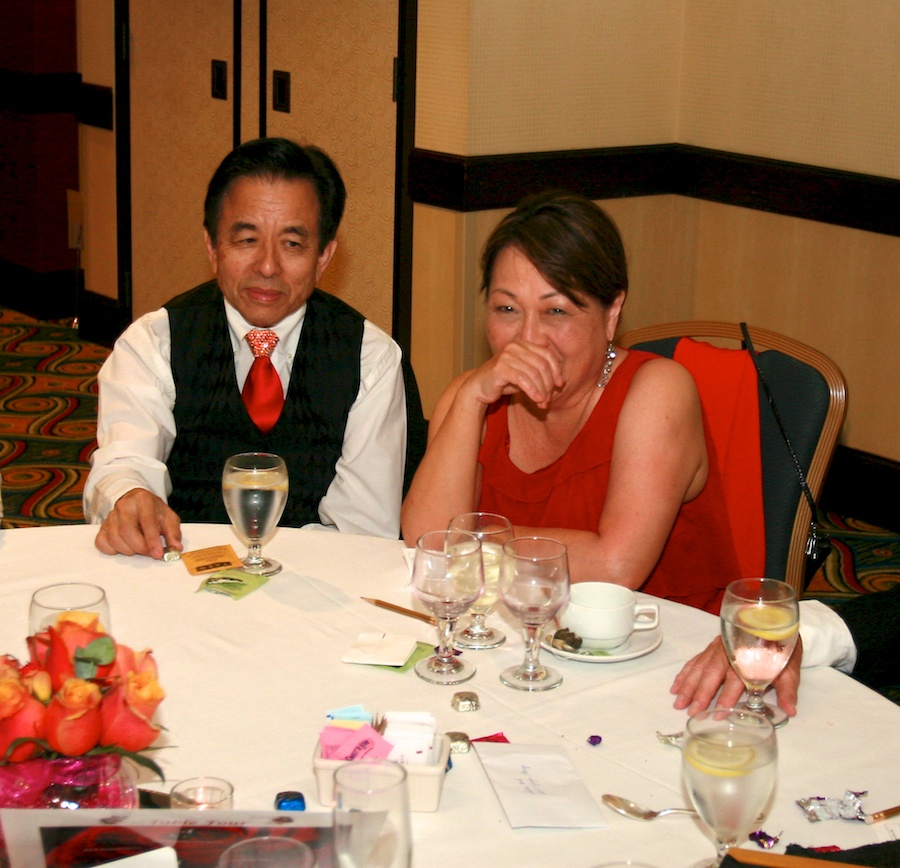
left=170, top=776, right=234, bottom=810
left=333, top=759, right=411, bottom=867
left=218, top=836, right=315, bottom=867
left=29, top=582, right=111, bottom=634
left=720, top=578, right=799, bottom=727
left=681, top=709, right=777, bottom=867
left=411, top=529, right=483, bottom=685
left=222, top=452, right=289, bottom=576
left=499, top=536, right=570, bottom=691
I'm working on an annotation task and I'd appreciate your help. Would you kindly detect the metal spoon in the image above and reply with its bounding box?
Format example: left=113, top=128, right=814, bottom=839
left=602, top=794, right=697, bottom=820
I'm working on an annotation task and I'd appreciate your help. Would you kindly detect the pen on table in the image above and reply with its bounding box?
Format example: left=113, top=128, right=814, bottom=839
left=361, top=597, right=437, bottom=626
left=864, top=803, right=900, bottom=824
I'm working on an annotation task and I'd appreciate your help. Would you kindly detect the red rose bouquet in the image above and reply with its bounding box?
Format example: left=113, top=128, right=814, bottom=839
left=0, top=612, right=165, bottom=778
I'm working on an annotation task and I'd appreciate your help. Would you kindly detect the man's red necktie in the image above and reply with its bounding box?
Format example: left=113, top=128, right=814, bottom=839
left=242, top=329, right=284, bottom=433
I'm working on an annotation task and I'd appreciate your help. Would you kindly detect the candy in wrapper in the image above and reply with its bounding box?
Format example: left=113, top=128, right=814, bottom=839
left=656, top=730, right=683, bottom=748
left=587, top=735, right=603, bottom=746
left=275, top=791, right=306, bottom=811
left=749, top=829, right=781, bottom=849
left=445, top=731, right=470, bottom=754
left=796, top=790, right=867, bottom=822
left=451, top=691, right=479, bottom=712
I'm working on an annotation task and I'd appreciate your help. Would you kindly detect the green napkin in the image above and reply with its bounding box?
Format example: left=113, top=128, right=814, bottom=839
left=196, top=569, right=270, bottom=600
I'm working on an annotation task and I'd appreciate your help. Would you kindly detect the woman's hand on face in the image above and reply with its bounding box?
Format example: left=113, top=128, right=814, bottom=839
left=463, top=339, right=565, bottom=409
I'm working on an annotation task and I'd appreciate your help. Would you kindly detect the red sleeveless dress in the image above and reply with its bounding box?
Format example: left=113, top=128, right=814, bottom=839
left=477, top=349, right=741, bottom=613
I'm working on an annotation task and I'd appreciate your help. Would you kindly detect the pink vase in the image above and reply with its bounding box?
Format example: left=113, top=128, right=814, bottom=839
left=0, top=754, right=137, bottom=809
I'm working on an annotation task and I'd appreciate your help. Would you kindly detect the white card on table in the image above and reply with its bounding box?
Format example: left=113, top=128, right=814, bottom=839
left=474, top=742, right=607, bottom=829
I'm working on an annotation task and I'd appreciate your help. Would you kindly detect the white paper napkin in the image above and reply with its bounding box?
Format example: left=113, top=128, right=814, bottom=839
left=474, top=742, right=607, bottom=829
left=341, top=632, right=418, bottom=666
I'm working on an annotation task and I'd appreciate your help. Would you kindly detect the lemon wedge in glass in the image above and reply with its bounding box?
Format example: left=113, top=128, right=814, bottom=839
left=736, top=606, right=799, bottom=641
left=684, top=737, right=756, bottom=778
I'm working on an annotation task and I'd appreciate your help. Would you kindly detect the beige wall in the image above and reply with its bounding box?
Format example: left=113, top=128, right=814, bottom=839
left=265, top=0, right=398, bottom=333
left=77, top=1, right=397, bottom=334
left=412, top=0, right=900, bottom=461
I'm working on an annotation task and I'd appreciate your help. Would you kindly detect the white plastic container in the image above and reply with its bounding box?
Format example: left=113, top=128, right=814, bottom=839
left=313, top=733, right=451, bottom=812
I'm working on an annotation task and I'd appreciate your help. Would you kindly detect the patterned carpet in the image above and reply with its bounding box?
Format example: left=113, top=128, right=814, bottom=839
left=0, top=308, right=109, bottom=527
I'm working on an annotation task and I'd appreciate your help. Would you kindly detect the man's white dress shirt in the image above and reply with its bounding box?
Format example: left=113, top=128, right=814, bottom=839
left=85, top=298, right=407, bottom=538
left=799, top=599, right=858, bottom=674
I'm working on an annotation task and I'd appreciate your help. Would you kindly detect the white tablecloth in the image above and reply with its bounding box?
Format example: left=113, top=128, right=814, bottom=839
left=1, top=524, right=897, bottom=866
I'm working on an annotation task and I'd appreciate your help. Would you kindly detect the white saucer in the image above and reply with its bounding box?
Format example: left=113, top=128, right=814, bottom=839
left=541, top=626, right=663, bottom=663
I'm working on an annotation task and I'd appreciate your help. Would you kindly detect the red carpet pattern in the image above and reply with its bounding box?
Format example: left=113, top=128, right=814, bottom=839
left=805, top=512, right=900, bottom=602
left=0, top=309, right=109, bottom=527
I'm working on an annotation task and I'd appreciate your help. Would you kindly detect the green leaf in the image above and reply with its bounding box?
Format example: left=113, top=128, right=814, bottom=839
left=1, top=737, right=54, bottom=765
left=88, top=744, right=167, bottom=782
left=73, top=636, right=116, bottom=679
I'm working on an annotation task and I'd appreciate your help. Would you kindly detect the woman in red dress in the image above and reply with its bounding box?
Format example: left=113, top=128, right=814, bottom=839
left=402, top=191, right=740, bottom=613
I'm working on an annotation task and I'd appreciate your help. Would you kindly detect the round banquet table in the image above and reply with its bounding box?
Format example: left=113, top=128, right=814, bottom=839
left=0, top=523, right=897, bottom=866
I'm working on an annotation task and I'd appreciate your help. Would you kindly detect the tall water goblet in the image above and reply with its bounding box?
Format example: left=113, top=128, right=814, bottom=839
left=411, top=530, right=484, bottom=685
left=720, top=578, right=800, bottom=727
left=499, top=536, right=570, bottom=691
left=681, top=708, right=777, bottom=868
left=449, top=512, right=513, bottom=650
left=222, top=452, right=288, bottom=576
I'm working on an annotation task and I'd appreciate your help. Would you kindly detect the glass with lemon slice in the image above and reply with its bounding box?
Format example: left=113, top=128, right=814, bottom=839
left=682, top=708, right=777, bottom=867
left=720, top=578, right=800, bottom=727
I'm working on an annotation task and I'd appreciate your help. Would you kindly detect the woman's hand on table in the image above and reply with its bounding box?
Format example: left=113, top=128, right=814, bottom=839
left=95, top=488, right=183, bottom=560
left=670, top=635, right=802, bottom=717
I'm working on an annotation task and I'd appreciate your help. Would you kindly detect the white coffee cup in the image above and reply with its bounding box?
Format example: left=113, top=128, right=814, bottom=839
left=562, top=582, right=659, bottom=650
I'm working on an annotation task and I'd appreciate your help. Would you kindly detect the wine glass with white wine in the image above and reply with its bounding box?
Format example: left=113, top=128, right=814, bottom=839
left=682, top=708, right=777, bottom=867
left=720, top=577, right=800, bottom=727
left=449, top=512, right=513, bottom=650
left=222, top=452, right=288, bottom=576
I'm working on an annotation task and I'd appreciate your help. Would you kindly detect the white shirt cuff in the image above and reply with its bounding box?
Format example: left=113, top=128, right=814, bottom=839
left=798, top=599, right=858, bottom=674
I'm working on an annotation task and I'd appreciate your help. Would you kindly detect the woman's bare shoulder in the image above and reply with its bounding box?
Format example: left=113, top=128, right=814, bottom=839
left=626, top=353, right=699, bottom=403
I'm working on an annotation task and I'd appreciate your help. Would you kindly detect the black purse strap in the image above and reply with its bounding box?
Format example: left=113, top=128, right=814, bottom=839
left=739, top=322, right=827, bottom=559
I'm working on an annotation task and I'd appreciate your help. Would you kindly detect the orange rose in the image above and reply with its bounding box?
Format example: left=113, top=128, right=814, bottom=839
left=99, top=672, right=164, bottom=752
left=44, top=678, right=102, bottom=756
left=0, top=677, right=46, bottom=761
left=110, top=645, right=158, bottom=681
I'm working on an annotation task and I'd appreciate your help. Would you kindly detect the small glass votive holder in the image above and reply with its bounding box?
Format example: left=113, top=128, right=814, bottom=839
left=170, top=776, right=234, bottom=810
left=218, top=836, right=315, bottom=867
left=29, top=582, right=111, bottom=635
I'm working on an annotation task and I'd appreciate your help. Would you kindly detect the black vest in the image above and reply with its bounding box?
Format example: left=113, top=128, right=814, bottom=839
left=164, top=281, right=364, bottom=525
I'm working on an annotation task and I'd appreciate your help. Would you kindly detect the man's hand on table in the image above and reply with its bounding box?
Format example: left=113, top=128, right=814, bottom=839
left=95, top=488, right=183, bottom=560
left=670, top=635, right=802, bottom=717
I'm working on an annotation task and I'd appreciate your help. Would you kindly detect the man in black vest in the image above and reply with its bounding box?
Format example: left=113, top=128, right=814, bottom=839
left=85, top=138, right=416, bottom=558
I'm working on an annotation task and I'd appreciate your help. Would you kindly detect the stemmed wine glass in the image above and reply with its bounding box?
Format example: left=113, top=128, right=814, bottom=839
left=222, top=452, right=289, bottom=576
left=449, top=512, right=513, bottom=650
left=682, top=708, right=777, bottom=868
left=720, top=577, right=800, bottom=727
left=498, top=536, right=570, bottom=691
left=411, top=529, right=484, bottom=685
